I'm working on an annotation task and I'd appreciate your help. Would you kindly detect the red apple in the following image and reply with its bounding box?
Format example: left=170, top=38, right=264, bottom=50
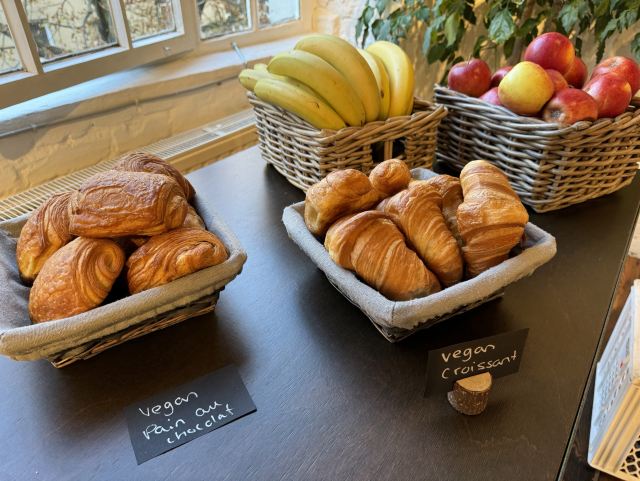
left=541, top=88, right=598, bottom=124
left=499, top=62, right=555, bottom=116
left=592, top=56, right=640, bottom=95
left=546, top=69, right=569, bottom=92
left=448, top=59, right=492, bottom=97
left=564, top=57, right=588, bottom=88
left=490, top=66, right=513, bottom=89
left=583, top=72, right=632, bottom=118
left=479, top=87, right=505, bottom=107
left=524, top=32, right=575, bottom=75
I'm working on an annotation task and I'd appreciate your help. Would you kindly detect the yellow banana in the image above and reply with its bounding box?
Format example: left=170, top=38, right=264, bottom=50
left=254, top=78, right=346, bottom=131
left=253, top=63, right=269, bottom=73
left=268, top=50, right=365, bottom=126
left=239, top=69, right=274, bottom=92
left=279, top=76, right=328, bottom=106
left=366, top=41, right=414, bottom=118
left=295, top=34, right=380, bottom=123
left=357, top=49, right=390, bottom=121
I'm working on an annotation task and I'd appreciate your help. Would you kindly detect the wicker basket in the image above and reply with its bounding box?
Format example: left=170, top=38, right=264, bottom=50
left=248, top=91, right=448, bottom=191
left=434, top=85, right=640, bottom=213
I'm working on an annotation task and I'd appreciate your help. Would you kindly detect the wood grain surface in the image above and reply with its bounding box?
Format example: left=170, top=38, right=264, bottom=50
left=0, top=146, right=639, bottom=481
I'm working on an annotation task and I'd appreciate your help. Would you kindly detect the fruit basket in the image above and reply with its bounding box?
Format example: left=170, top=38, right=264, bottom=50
left=434, top=85, right=640, bottom=213
left=0, top=196, right=247, bottom=367
left=248, top=91, right=447, bottom=192
left=282, top=167, right=557, bottom=342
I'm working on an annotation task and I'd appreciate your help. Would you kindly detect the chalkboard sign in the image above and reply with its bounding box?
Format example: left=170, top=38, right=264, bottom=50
left=424, top=328, right=529, bottom=396
left=124, top=364, right=256, bottom=464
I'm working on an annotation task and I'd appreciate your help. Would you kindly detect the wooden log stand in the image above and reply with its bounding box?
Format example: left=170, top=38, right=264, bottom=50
left=447, top=373, right=493, bottom=415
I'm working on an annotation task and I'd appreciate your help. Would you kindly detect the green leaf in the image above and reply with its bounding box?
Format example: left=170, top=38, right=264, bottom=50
left=600, top=17, right=618, bottom=40
left=445, top=11, right=461, bottom=46
left=596, top=40, right=606, bottom=63
left=363, top=6, right=374, bottom=25
left=594, top=0, right=610, bottom=16
left=632, top=33, right=640, bottom=61
left=558, top=0, right=586, bottom=32
left=376, top=0, right=388, bottom=15
left=488, top=9, right=515, bottom=44
left=574, top=37, right=582, bottom=57
left=473, top=35, right=487, bottom=57
left=356, top=18, right=364, bottom=41
left=378, top=20, right=392, bottom=41
left=422, top=26, right=433, bottom=55
left=361, top=27, right=369, bottom=48
left=516, top=18, right=540, bottom=37
left=618, top=9, right=638, bottom=30
left=389, top=8, right=403, bottom=21
left=504, top=36, right=516, bottom=58
left=414, top=6, right=431, bottom=21
left=428, top=43, right=447, bottom=64
left=594, top=14, right=611, bottom=39
left=372, top=18, right=384, bottom=38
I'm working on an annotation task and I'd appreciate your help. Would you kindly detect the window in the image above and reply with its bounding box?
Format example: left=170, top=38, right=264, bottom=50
left=0, top=0, right=308, bottom=109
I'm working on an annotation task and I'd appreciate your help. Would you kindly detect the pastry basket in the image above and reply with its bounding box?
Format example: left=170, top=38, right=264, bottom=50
left=0, top=195, right=247, bottom=367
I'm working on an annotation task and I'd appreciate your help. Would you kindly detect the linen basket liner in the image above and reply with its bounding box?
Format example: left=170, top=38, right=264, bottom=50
left=282, top=168, right=557, bottom=331
left=0, top=195, right=247, bottom=361
left=433, top=85, right=640, bottom=213
left=249, top=91, right=448, bottom=191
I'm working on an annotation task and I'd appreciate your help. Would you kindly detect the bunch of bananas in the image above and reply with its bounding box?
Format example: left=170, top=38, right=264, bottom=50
left=238, top=34, right=415, bottom=131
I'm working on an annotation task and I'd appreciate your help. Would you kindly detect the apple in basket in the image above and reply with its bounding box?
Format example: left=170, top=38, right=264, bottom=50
left=591, top=56, right=640, bottom=95
left=583, top=72, right=633, bottom=119
left=564, top=57, right=588, bottom=88
left=498, top=62, right=555, bottom=116
left=541, top=89, right=599, bottom=124
left=546, top=69, right=569, bottom=92
left=479, top=87, right=505, bottom=107
left=490, top=66, right=513, bottom=88
left=524, top=32, right=575, bottom=75
left=447, top=59, right=492, bottom=97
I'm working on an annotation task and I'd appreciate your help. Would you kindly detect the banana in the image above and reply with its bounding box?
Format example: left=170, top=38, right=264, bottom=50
left=295, top=34, right=380, bottom=123
left=253, top=63, right=269, bottom=73
left=279, top=76, right=328, bottom=106
left=254, top=78, right=346, bottom=131
left=366, top=41, right=414, bottom=118
left=268, top=50, right=365, bottom=126
left=239, top=69, right=273, bottom=92
left=357, top=49, right=390, bottom=121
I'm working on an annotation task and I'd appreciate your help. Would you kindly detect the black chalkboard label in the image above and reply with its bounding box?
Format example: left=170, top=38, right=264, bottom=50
left=424, top=328, right=529, bottom=397
left=124, top=364, right=256, bottom=464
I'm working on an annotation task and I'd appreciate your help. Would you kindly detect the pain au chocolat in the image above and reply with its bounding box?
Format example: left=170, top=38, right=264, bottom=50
left=112, top=152, right=196, bottom=202
left=16, top=192, right=75, bottom=284
left=126, top=228, right=229, bottom=295
left=68, top=171, right=188, bottom=238
left=29, top=237, right=125, bottom=323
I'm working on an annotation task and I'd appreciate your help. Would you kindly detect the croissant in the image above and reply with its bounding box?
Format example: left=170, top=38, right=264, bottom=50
left=426, top=175, right=464, bottom=250
left=181, top=204, right=206, bottom=229
left=16, top=192, right=75, bottom=284
left=29, top=237, right=125, bottom=323
left=111, top=235, right=149, bottom=254
left=369, top=159, right=411, bottom=199
left=112, top=152, right=195, bottom=202
left=457, top=160, right=529, bottom=278
left=126, top=228, right=229, bottom=294
left=305, top=169, right=379, bottom=235
left=68, top=171, right=188, bottom=238
left=325, top=211, right=440, bottom=301
left=377, top=182, right=463, bottom=287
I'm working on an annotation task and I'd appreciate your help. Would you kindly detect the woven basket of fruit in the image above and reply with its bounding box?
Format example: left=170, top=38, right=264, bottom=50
left=0, top=153, right=247, bottom=367
left=435, top=32, right=640, bottom=213
left=239, top=35, right=447, bottom=192
left=282, top=159, right=556, bottom=341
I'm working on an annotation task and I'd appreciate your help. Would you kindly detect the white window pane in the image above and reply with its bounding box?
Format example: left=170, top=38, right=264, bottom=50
left=0, top=5, right=21, bottom=74
left=22, top=0, right=117, bottom=63
left=125, top=0, right=176, bottom=42
left=258, top=0, right=299, bottom=28
left=197, top=0, right=250, bottom=39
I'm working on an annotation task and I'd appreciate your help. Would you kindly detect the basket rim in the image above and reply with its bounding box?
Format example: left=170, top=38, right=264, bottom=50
left=433, top=84, right=640, bottom=135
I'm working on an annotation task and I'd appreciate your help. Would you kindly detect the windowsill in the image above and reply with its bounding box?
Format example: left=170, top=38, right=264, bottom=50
left=0, top=34, right=305, bottom=134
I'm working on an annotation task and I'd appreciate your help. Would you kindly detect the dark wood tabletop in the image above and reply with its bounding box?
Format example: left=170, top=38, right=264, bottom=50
left=1, top=146, right=638, bottom=481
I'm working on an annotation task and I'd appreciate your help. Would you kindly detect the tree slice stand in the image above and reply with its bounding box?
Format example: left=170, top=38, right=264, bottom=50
left=447, top=373, right=492, bottom=415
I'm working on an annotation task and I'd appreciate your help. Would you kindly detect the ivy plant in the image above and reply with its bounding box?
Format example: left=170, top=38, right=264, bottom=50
left=356, top=0, right=640, bottom=80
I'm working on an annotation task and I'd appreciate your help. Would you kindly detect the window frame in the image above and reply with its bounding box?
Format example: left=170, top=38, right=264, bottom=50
left=0, top=0, right=310, bottom=110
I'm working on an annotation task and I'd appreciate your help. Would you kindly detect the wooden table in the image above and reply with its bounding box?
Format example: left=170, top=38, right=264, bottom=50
left=1, top=146, right=638, bottom=480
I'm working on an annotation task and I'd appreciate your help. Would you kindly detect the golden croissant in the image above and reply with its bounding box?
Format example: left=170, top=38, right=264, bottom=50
left=305, top=169, right=380, bottom=235
left=16, top=192, right=75, bottom=284
left=457, top=160, right=529, bottom=278
left=68, top=171, right=188, bottom=238
left=377, top=182, right=463, bottom=287
left=112, top=152, right=196, bottom=202
left=126, top=228, right=229, bottom=294
left=29, top=237, right=125, bottom=323
left=181, top=204, right=206, bottom=229
left=369, top=159, right=411, bottom=199
left=426, top=175, right=464, bottom=250
left=325, top=211, right=440, bottom=301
